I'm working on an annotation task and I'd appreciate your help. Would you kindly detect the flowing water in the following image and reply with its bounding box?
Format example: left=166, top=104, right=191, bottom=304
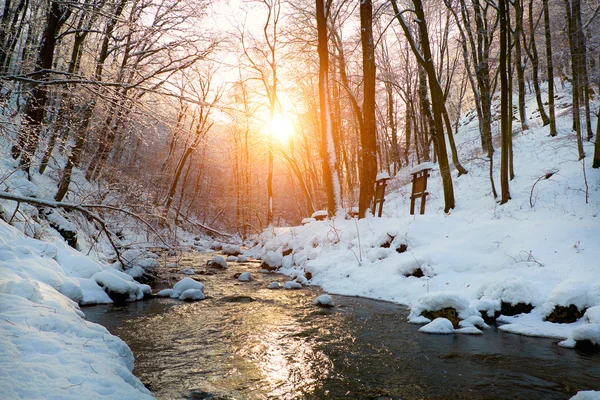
left=84, top=251, right=600, bottom=400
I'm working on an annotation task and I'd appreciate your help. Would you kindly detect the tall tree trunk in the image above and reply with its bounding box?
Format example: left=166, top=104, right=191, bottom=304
left=499, top=0, right=511, bottom=204
left=359, top=0, right=377, bottom=218
left=316, top=0, right=341, bottom=216
left=564, top=0, right=585, bottom=160
left=572, top=0, right=592, bottom=141
left=593, top=53, right=600, bottom=168
left=542, top=0, right=557, bottom=136
left=13, top=0, right=70, bottom=178
left=526, top=0, right=550, bottom=127
left=512, top=0, right=528, bottom=132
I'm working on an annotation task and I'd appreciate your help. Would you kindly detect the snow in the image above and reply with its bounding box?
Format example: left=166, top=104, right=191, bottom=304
left=419, top=318, right=454, bottom=334
left=0, top=220, right=152, bottom=399
left=539, top=280, right=599, bottom=317
left=181, top=268, right=195, bottom=275
left=284, top=281, right=302, bottom=290
left=263, top=251, right=283, bottom=268
left=207, top=255, right=228, bottom=269
left=178, top=288, right=205, bottom=301
left=157, top=288, right=174, bottom=297
left=583, top=306, right=600, bottom=324
left=173, top=277, right=205, bottom=294
left=376, top=171, right=391, bottom=181
left=572, top=324, right=600, bottom=346
left=571, top=392, right=600, bottom=400
left=267, top=282, right=281, bottom=289
left=301, top=218, right=316, bottom=224
left=314, top=294, right=334, bottom=307
left=222, top=244, right=241, bottom=256
left=409, top=162, right=435, bottom=174
left=408, top=291, right=479, bottom=322
left=238, top=272, right=252, bottom=281
left=92, top=269, right=144, bottom=301
left=247, top=83, right=600, bottom=345
left=311, top=210, right=328, bottom=218
left=237, top=255, right=248, bottom=262
left=226, top=255, right=238, bottom=262
left=477, top=277, right=543, bottom=307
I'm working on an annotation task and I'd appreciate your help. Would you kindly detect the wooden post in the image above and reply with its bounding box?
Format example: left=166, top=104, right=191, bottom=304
left=410, top=165, right=432, bottom=215
left=372, top=176, right=390, bottom=217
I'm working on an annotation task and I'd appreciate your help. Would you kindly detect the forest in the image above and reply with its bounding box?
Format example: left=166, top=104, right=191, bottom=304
left=2, top=0, right=600, bottom=399
left=1, top=0, right=598, bottom=237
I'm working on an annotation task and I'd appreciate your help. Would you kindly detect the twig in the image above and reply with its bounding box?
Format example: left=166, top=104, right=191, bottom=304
left=506, top=250, right=543, bottom=267
left=530, top=170, right=558, bottom=208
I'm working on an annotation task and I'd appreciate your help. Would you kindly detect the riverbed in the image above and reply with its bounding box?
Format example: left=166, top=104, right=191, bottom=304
left=84, top=251, right=600, bottom=399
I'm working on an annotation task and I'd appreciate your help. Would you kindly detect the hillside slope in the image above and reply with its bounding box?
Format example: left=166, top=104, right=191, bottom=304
left=250, top=82, right=600, bottom=344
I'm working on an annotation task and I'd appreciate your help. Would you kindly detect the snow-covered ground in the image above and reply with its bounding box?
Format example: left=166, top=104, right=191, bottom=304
left=0, top=219, right=153, bottom=399
left=249, top=84, right=600, bottom=352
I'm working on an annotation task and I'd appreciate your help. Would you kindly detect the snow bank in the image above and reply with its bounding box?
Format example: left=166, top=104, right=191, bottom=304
left=93, top=269, right=144, bottom=302
left=0, top=220, right=152, bottom=399
left=571, top=392, right=600, bottom=400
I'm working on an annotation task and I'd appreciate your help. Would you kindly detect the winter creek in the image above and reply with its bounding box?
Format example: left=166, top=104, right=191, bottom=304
left=84, top=251, right=600, bottom=400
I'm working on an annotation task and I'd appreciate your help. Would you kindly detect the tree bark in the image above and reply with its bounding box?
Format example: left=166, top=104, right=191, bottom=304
left=316, top=0, right=342, bottom=216
left=542, top=0, right=557, bottom=136
left=500, top=0, right=511, bottom=204
left=359, top=0, right=378, bottom=218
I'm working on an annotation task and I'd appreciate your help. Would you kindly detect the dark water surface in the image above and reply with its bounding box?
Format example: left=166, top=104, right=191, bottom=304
left=84, top=252, right=600, bottom=400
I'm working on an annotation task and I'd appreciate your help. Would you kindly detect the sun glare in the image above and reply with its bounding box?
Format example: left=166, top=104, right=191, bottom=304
left=270, top=114, right=294, bottom=143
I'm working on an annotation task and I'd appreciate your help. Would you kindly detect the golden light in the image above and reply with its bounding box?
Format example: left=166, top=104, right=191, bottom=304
left=270, top=113, right=294, bottom=143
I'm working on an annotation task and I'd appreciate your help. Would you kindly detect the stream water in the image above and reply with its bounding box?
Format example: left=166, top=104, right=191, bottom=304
left=84, top=251, right=600, bottom=400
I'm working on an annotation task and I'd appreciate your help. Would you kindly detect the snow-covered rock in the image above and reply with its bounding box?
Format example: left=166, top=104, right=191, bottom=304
left=541, top=280, right=599, bottom=318
left=262, top=251, right=283, bottom=271
left=267, top=282, right=281, bottom=289
left=222, top=244, right=241, bottom=256
left=237, top=255, right=248, bottom=263
left=92, top=269, right=144, bottom=302
left=477, top=277, right=543, bottom=308
left=409, top=291, right=479, bottom=323
left=314, top=294, right=334, bottom=307
left=173, top=277, right=205, bottom=294
left=419, top=318, right=454, bottom=334
left=207, top=256, right=228, bottom=269
left=157, top=288, right=174, bottom=297
left=238, top=272, right=252, bottom=282
left=179, top=289, right=205, bottom=301
left=226, top=255, right=237, bottom=262
left=284, top=281, right=302, bottom=290
left=181, top=268, right=195, bottom=275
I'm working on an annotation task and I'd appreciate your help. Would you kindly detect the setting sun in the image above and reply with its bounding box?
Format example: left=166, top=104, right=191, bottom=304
left=270, top=114, right=294, bottom=143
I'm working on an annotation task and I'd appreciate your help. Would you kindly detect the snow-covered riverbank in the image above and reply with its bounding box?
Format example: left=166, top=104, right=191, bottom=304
left=0, top=219, right=154, bottom=399
left=249, top=87, right=600, bottom=348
